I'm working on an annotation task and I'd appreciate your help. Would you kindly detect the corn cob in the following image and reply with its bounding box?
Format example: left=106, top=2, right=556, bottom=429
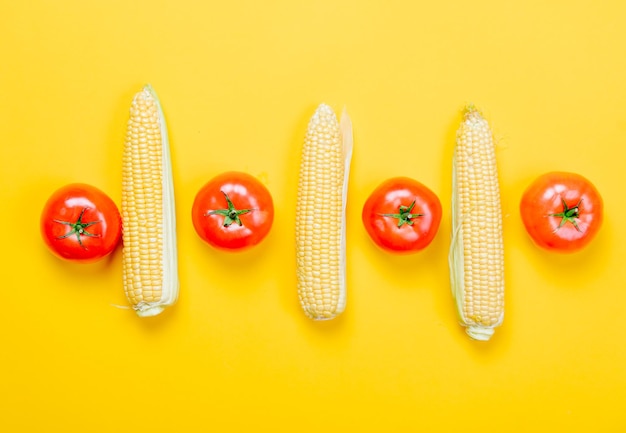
left=449, top=106, right=504, bottom=341
left=121, top=85, right=178, bottom=317
left=296, top=104, right=353, bottom=320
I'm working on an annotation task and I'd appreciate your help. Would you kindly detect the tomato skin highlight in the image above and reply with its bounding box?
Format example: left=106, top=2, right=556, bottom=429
left=40, top=183, right=122, bottom=263
left=192, top=172, right=274, bottom=251
left=362, top=177, right=442, bottom=253
left=520, top=171, right=603, bottom=253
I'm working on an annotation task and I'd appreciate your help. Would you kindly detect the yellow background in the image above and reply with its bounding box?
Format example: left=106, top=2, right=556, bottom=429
left=2, top=1, right=625, bottom=431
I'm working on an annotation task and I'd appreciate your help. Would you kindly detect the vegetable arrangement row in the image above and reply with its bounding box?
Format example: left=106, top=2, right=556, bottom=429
left=40, top=85, right=604, bottom=340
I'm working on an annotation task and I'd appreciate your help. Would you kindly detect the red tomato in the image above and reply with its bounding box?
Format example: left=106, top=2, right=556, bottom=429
left=41, top=183, right=122, bottom=263
left=192, top=172, right=274, bottom=251
left=362, top=177, right=442, bottom=253
left=520, top=171, right=603, bottom=252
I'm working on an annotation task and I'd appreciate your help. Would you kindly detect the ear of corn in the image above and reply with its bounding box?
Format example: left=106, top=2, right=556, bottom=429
left=449, top=106, right=504, bottom=341
left=121, top=85, right=179, bottom=317
left=295, top=104, right=353, bottom=320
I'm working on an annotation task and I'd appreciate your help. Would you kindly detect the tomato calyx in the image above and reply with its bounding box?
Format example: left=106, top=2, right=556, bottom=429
left=53, top=207, right=101, bottom=249
left=206, top=191, right=255, bottom=227
left=379, top=200, right=424, bottom=228
left=550, top=198, right=583, bottom=232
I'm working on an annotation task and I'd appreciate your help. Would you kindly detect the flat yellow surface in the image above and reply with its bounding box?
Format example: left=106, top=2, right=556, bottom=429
left=2, top=1, right=625, bottom=431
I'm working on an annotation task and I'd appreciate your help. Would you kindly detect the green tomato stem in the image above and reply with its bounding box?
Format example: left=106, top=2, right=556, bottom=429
left=53, top=207, right=101, bottom=248
left=206, top=191, right=254, bottom=227
left=379, top=199, right=424, bottom=228
left=549, top=198, right=583, bottom=232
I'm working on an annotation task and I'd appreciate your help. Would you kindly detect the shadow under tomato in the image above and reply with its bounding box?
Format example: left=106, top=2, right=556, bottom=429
left=520, top=223, right=611, bottom=290
left=191, top=228, right=277, bottom=288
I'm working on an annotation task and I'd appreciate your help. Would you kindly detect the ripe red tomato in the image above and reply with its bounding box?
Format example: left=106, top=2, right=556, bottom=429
left=192, top=172, right=274, bottom=251
left=362, top=177, right=442, bottom=253
left=520, top=171, right=603, bottom=252
left=41, top=183, right=122, bottom=263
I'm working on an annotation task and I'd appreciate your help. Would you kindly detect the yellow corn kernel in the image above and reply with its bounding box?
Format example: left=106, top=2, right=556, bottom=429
left=121, top=85, right=178, bottom=317
left=296, top=104, right=353, bottom=320
left=449, top=106, right=504, bottom=341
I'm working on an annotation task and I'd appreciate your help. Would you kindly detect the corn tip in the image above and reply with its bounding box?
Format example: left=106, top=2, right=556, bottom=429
left=466, top=325, right=495, bottom=341
left=134, top=303, right=166, bottom=318
left=314, top=103, right=334, bottom=117
left=463, top=103, right=482, bottom=119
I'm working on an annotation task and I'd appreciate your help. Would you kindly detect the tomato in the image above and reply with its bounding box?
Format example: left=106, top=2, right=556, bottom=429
left=520, top=171, right=603, bottom=252
left=41, top=183, right=122, bottom=263
left=192, top=172, right=274, bottom=251
left=362, top=177, right=442, bottom=253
